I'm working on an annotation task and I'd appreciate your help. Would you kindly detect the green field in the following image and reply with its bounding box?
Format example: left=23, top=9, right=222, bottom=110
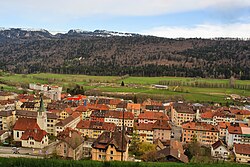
left=0, top=157, right=248, bottom=167
left=0, top=73, right=249, bottom=104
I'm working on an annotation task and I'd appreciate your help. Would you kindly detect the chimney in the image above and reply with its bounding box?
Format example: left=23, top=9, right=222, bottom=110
left=69, top=131, right=72, bottom=138
left=177, top=150, right=180, bottom=158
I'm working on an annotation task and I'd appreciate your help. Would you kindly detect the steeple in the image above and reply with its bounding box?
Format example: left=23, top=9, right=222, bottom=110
left=38, top=95, right=46, bottom=112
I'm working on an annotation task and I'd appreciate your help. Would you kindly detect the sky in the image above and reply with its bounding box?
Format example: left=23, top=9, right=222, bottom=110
left=1, top=0, right=250, bottom=38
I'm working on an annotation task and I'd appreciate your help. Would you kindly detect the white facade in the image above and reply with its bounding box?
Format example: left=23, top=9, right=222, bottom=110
left=13, top=130, right=24, bottom=141
left=37, top=112, right=47, bottom=132
left=211, top=145, right=230, bottom=159
left=21, top=135, right=49, bottom=149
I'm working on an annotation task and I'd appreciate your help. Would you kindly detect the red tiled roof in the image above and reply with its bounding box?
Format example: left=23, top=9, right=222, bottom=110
left=182, top=122, right=219, bottom=132
left=20, top=129, right=47, bottom=142
left=227, top=125, right=242, bottom=134
left=109, top=99, right=122, bottom=105
left=87, top=104, right=110, bottom=111
left=127, top=103, right=141, bottom=110
left=72, top=112, right=81, bottom=118
left=231, top=109, right=250, bottom=115
left=65, top=108, right=73, bottom=115
left=134, top=123, right=154, bottom=131
left=13, top=118, right=40, bottom=131
left=217, top=122, right=230, bottom=129
left=201, top=111, right=214, bottom=119
left=153, top=120, right=171, bottom=130
left=138, top=111, right=169, bottom=121
left=234, top=143, right=250, bottom=155
left=75, top=105, right=88, bottom=112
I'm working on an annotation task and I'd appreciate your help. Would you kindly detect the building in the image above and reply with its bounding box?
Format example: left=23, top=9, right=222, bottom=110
left=0, top=130, right=9, bottom=142
left=153, top=120, right=172, bottom=142
left=104, top=110, right=134, bottom=128
left=134, top=123, right=154, bottom=143
left=153, top=140, right=188, bottom=163
left=0, top=99, right=15, bottom=111
left=76, top=120, right=116, bottom=139
left=234, top=143, right=250, bottom=163
left=171, top=103, right=197, bottom=127
left=0, top=92, right=15, bottom=101
left=20, top=129, right=48, bottom=149
left=127, top=103, right=141, bottom=118
left=56, top=128, right=84, bottom=160
left=0, top=110, right=15, bottom=130
left=226, top=124, right=250, bottom=147
left=138, top=111, right=169, bottom=124
left=55, top=113, right=81, bottom=136
left=75, top=105, right=92, bottom=120
left=91, top=131, right=129, bottom=161
left=211, top=140, right=230, bottom=160
left=217, top=122, right=230, bottom=140
left=182, top=122, right=219, bottom=145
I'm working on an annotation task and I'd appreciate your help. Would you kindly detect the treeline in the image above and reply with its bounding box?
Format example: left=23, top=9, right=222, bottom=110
left=159, top=80, right=250, bottom=90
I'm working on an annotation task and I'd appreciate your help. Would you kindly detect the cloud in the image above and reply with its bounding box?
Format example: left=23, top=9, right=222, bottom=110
left=141, top=23, right=250, bottom=38
left=1, top=0, right=250, bottom=18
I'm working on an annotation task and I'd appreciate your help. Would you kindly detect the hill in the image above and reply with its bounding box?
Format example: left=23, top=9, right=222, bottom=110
left=0, top=28, right=249, bottom=79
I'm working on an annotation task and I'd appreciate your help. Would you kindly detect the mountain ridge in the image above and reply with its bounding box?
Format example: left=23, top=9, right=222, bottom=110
left=0, top=28, right=249, bottom=79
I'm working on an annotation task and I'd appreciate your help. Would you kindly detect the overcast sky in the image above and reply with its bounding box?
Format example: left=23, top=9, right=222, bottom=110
left=1, top=0, right=250, bottom=38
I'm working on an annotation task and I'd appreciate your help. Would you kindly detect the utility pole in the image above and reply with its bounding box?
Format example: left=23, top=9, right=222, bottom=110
left=121, top=106, right=125, bottom=161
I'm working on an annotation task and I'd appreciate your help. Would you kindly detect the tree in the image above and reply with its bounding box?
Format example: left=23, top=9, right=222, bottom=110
left=0, top=86, right=3, bottom=91
left=121, top=81, right=125, bottom=86
left=129, top=131, right=141, bottom=157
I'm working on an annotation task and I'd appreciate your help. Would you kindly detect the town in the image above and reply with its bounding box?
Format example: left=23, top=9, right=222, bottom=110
left=0, top=83, right=249, bottom=164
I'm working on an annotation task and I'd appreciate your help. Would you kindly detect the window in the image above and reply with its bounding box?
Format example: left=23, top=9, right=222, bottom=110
left=17, top=132, right=19, bottom=138
left=110, top=151, right=113, bottom=155
left=98, top=155, right=101, bottom=159
left=110, top=157, right=113, bottom=160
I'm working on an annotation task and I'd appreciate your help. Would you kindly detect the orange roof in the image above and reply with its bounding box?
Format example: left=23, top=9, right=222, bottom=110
left=227, top=125, right=242, bottom=134
left=234, top=144, right=250, bottom=155
left=13, top=118, right=40, bottom=131
left=231, top=109, right=250, bottom=115
left=87, top=104, right=110, bottom=111
left=138, top=111, right=169, bottom=121
left=75, top=105, right=88, bottom=112
left=217, top=122, right=230, bottom=129
left=109, top=99, right=122, bottom=105
left=21, top=129, right=47, bottom=142
left=127, top=103, right=141, bottom=110
left=134, top=123, right=154, bottom=131
left=182, top=122, right=219, bottom=132
left=65, top=108, right=73, bottom=115
left=201, top=111, right=214, bottom=119
left=72, top=112, right=81, bottom=118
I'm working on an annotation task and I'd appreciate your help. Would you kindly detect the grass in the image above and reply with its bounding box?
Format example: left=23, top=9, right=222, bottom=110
left=0, top=72, right=249, bottom=103
left=0, top=157, right=248, bottom=167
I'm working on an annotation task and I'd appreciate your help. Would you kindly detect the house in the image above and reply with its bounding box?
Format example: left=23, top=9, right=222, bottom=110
left=231, top=109, right=250, bottom=121
left=75, top=105, right=92, bottom=120
left=153, top=140, right=188, bottom=163
left=76, top=120, right=116, bottom=139
left=127, top=103, right=141, bottom=118
left=0, top=99, right=15, bottom=111
left=226, top=124, right=250, bottom=147
left=0, top=110, right=15, bottom=130
left=91, top=131, right=129, bottom=161
left=21, top=129, right=48, bottom=149
left=152, top=120, right=171, bottom=142
left=134, top=123, right=154, bottom=143
left=212, top=107, right=236, bottom=125
left=211, top=140, right=230, bottom=160
left=134, top=120, right=172, bottom=143
left=56, top=128, right=84, bottom=160
left=171, top=103, right=197, bottom=127
left=59, top=108, right=73, bottom=120
left=90, top=110, right=108, bottom=122
left=55, top=112, right=81, bottom=136
left=0, top=92, right=15, bottom=101
left=138, top=111, right=169, bottom=124
left=182, top=122, right=219, bottom=145
left=233, top=143, right=250, bottom=163
left=217, top=122, right=230, bottom=140
left=104, top=110, right=134, bottom=128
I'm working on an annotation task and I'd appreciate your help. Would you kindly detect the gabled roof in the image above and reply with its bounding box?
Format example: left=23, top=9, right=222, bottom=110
left=20, top=129, right=47, bottom=142
left=55, top=115, right=77, bottom=127
left=182, top=122, right=219, bottom=132
left=13, top=118, right=40, bottom=131
left=217, top=122, right=230, bottom=129
left=212, top=140, right=227, bottom=150
left=57, top=128, right=84, bottom=149
left=134, top=123, right=154, bottom=131
left=201, top=111, right=214, bottom=119
left=234, top=143, right=250, bottom=155
left=127, top=103, right=141, bottom=110
left=75, top=105, right=88, bottom=112
left=227, top=125, right=242, bottom=134
left=153, top=120, right=171, bottom=130
left=92, top=131, right=128, bottom=152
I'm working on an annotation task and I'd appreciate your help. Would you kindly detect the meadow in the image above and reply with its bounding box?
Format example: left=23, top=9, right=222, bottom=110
left=0, top=73, right=249, bottom=104
left=0, top=157, right=248, bottom=167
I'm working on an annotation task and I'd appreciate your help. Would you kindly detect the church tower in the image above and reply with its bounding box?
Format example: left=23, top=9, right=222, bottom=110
left=37, top=95, right=47, bottom=132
